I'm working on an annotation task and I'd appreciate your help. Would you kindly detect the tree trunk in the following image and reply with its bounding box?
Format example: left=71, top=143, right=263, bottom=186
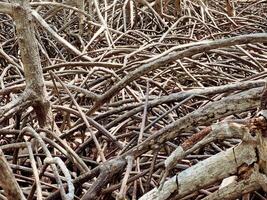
left=11, top=0, right=51, bottom=127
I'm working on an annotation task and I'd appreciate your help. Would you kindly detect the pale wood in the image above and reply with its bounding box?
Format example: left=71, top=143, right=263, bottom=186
left=139, top=142, right=257, bottom=200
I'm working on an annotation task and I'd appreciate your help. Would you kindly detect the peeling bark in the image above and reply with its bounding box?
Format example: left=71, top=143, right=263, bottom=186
left=140, top=142, right=258, bottom=200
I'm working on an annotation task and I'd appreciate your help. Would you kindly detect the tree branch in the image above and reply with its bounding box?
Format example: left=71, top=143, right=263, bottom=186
left=89, top=33, right=267, bottom=114
left=0, top=2, right=12, bottom=15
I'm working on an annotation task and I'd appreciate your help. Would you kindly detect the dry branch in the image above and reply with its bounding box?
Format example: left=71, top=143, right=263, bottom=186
left=0, top=2, right=12, bottom=15
left=0, top=149, right=26, bottom=200
left=90, top=33, right=267, bottom=114
left=0, top=1, right=266, bottom=199
left=140, top=141, right=257, bottom=200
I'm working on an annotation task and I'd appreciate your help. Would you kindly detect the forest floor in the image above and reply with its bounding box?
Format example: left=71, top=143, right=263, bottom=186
left=0, top=0, right=267, bottom=199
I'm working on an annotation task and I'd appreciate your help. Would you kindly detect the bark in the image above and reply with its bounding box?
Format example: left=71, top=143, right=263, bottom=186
left=126, top=87, right=262, bottom=158
left=0, top=149, right=26, bottom=200
left=139, top=142, right=258, bottom=200
left=89, top=33, right=267, bottom=115
left=0, top=2, right=13, bottom=15
left=64, top=85, right=262, bottom=200
left=11, top=0, right=51, bottom=127
left=140, top=116, right=267, bottom=200
left=174, top=0, right=181, bottom=16
left=225, top=0, right=235, bottom=17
